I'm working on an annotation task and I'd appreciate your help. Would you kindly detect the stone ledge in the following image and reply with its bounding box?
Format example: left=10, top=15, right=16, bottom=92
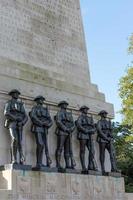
left=0, top=57, right=107, bottom=102
left=0, top=164, right=32, bottom=171
left=107, top=171, right=122, bottom=178
left=32, top=166, right=58, bottom=173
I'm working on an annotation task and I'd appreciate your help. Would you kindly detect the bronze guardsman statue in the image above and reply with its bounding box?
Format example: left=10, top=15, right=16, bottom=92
left=55, top=101, right=75, bottom=170
left=4, top=89, right=28, bottom=164
left=76, top=106, right=97, bottom=173
left=97, top=110, right=118, bottom=174
left=29, top=95, right=53, bottom=169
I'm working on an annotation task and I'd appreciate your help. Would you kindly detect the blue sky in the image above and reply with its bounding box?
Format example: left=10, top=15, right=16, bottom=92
left=80, top=0, right=133, bottom=122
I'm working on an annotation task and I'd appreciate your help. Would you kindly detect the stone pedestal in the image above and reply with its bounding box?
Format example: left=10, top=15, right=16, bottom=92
left=0, top=164, right=31, bottom=171
left=0, top=169, right=127, bottom=200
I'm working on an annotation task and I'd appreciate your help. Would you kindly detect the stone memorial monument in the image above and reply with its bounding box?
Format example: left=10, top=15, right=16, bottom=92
left=0, top=0, right=128, bottom=199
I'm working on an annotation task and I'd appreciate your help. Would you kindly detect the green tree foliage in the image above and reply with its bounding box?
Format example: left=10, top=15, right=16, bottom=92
left=119, top=67, right=133, bottom=127
left=113, top=123, right=133, bottom=192
left=128, top=34, right=133, bottom=54
left=117, top=34, right=133, bottom=192
left=119, top=34, right=133, bottom=127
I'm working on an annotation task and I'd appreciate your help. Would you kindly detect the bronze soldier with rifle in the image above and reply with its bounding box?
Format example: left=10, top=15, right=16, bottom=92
left=76, top=106, right=98, bottom=173
left=97, top=110, right=118, bottom=174
left=29, top=95, right=53, bottom=169
left=4, top=89, right=28, bottom=164
left=55, top=101, right=75, bottom=170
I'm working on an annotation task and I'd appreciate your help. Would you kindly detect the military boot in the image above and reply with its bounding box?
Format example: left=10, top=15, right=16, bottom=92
left=46, top=156, right=52, bottom=167
left=64, top=155, right=71, bottom=169
left=11, top=146, right=18, bottom=164
left=80, top=153, right=88, bottom=174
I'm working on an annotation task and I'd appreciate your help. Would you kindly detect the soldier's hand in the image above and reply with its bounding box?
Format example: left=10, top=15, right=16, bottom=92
left=17, top=122, right=23, bottom=126
left=66, top=128, right=70, bottom=133
left=89, top=128, right=96, bottom=134
left=85, top=129, right=89, bottom=134
left=107, top=138, right=111, bottom=142
left=43, top=122, right=48, bottom=127
left=69, top=127, right=74, bottom=133
left=17, top=117, right=22, bottom=122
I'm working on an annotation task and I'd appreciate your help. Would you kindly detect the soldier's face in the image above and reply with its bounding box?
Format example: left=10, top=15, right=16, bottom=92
left=37, top=99, right=44, bottom=105
left=12, top=92, right=19, bottom=99
left=101, top=113, right=107, bottom=118
left=61, top=103, right=68, bottom=109
left=82, top=108, right=88, bottom=114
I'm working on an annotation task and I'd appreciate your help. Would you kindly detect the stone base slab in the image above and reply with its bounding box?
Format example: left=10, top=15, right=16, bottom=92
left=32, top=166, right=58, bottom=173
left=88, top=170, right=102, bottom=176
left=65, top=168, right=81, bottom=174
left=0, top=164, right=32, bottom=171
left=0, top=169, right=127, bottom=200
left=102, top=171, right=122, bottom=177
left=107, top=172, right=122, bottom=177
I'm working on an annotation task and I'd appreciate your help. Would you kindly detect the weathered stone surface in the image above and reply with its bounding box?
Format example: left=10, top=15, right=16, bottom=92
left=107, top=172, right=122, bottom=177
left=88, top=170, right=102, bottom=176
left=126, top=193, right=133, bottom=200
left=32, top=166, right=58, bottom=173
left=0, top=0, right=91, bottom=86
left=65, top=168, right=81, bottom=174
left=0, top=170, right=127, bottom=200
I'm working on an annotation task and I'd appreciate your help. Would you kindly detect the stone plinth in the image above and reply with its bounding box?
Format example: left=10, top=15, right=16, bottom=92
left=0, top=169, right=126, bottom=200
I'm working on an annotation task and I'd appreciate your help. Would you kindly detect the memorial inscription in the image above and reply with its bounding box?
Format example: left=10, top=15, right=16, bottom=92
left=0, top=0, right=90, bottom=88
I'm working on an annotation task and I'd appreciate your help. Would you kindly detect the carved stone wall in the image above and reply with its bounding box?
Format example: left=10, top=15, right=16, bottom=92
left=0, top=0, right=91, bottom=87
left=0, top=170, right=127, bottom=200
